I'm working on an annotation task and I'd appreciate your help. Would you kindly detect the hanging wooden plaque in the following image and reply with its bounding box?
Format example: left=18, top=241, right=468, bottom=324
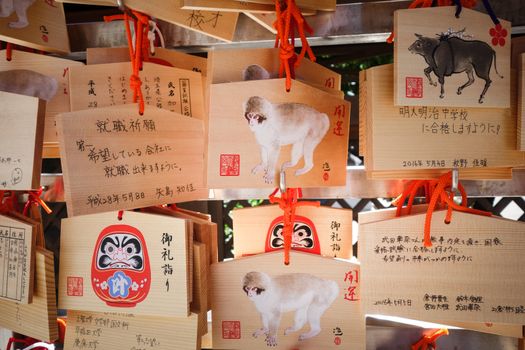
left=0, top=214, right=35, bottom=304
left=144, top=206, right=217, bottom=311
left=358, top=205, right=525, bottom=339
left=360, top=211, right=525, bottom=325
left=243, top=12, right=277, bottom=34
left=192, top=242, right=208, bottom=337
left=208, top=47, right=341, bottom=91
left=0, top=0, right=69, bottom=53
left=394, top=7, right=511, bottom=108
left=65, top=310, right=200, bottom=350
left=56, top=104, right=206, bottom=216
left=362, top=64, right=524, bottom=175
left=58, top=211, right=191, bottom=317
left=519, top=53, right=524, bottom=151
left=232, top=205, right=353, bottom=259
left=212, top=251, right=365, bottom=349
left=0, top=91, right=45, bottom=191
left=0, top=248, right=58, bottom=342
left=69, top=62, right=205, bottom=121
left=208, top=79, right=349, bottom=188
left=0, top=50, right=83, bottom=156
left=57, top=0, right=239, bottom=42
left=86, top=47, right=207, bottom=76
left=182, top=0, right=275, bottom=13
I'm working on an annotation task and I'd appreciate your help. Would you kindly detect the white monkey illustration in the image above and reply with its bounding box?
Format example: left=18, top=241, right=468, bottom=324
left=242, top=271, right=339, bottom=347
left=243, top=96, right=330, bottom=184
left=0, top=0, right=36, bottom=29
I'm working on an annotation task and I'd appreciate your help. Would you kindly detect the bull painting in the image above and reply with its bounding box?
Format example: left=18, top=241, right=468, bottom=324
left=408, top=33, right=503, bottom=104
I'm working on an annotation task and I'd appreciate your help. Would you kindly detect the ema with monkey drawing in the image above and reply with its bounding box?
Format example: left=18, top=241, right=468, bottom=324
left=244, top=96, right=330, bottom=184
left=0, top=0, right=36, bottom=29
left=242, top=271, right=339, bottom=347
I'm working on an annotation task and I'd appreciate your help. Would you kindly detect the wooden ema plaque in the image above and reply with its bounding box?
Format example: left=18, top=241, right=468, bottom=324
left=232, top=205, right=353, bottom=259
left=56, top=0, right=239, bottom=42
left=192, top=242, right=209, bottom=337
left=519, top=53, right=525, bottom=151
left=212, top=251, right=365, bottom=349
left=358, top=206, right=525, bottom=339
left=394, top=7, right=511, bottom=108
left=0, top=0, right=69, bottom=53
left=86, top=47, right=207, bottom=77
left=360, top=211, right=525, bottom=325
left=182, top=0, right=276, bottom=13
left=69, top=62, right=205, bottom=122
left=145, top=207, right=215, bottom=310
left=56, top=104, right=206, bottom=216
left=0, top=248, right=58, bottom=342
left=0, top=214, right=36, bottom=304
left=65, top=310, right=200, bottom=350
left=59, top=211, right=191, bottom=317
left=182, top=1, right=316, bottom=16
left=208, top=47, right=341, bottom=91
left=243, top=13, right=277, bottom=34
left=361, top=64, right=524, bottom=176
left=0, top=91, right=45, bottom=191
left=0, top=50, right=83, bottom=154
left=208, top=79, right=349, bottom=188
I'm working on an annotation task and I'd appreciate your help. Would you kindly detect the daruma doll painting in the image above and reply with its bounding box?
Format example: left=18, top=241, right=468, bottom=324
left=91, top=224, right=151, bottom=307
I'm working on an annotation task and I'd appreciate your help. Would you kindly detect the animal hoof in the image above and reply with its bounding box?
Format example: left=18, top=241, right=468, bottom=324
left=431, top=82, right=437, bottom=87
left=439, top=95, right=444, bottom=99
left=479, top=99, right=484, bottom=104
left=457, top=89, right=462, bottom=95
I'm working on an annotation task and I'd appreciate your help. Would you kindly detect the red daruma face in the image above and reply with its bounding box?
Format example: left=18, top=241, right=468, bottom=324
left=91, top=225, right=151, bottom=307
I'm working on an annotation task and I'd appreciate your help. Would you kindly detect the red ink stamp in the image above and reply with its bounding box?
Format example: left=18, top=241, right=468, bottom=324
left=220, top=154, right=240, bottom=176
left=406, top=77, right=423, bottom=98
left=67, top=276, right=83, bottom=296
left=222, top=321, right=241, bottom=339
left=334, top=337, right=342, bottom=345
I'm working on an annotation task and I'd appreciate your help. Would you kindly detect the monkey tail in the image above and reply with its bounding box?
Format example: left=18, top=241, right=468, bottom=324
left=492, top=50, right=504, bottom=79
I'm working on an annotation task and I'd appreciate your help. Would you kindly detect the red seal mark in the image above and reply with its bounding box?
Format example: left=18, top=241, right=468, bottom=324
left=323, top=172, right=329, bottom=181
left=220, top=154, right=240, bottom=176
left=222, top=321, right=241, bottom=339
left=406, top=77, right=423, bottom=98
left=67, top=277, right=83, bottom=296
left=334, top=337, right=342, bottom=345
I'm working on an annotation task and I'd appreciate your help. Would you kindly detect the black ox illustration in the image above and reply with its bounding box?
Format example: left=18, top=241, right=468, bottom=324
left=408, top=33, right=503, bottom=104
